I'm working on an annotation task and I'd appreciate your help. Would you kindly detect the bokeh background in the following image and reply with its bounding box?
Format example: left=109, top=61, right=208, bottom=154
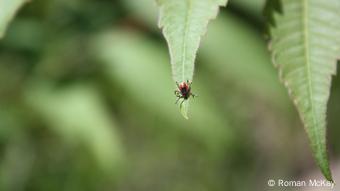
left=0, top=0, right=340, bottom=190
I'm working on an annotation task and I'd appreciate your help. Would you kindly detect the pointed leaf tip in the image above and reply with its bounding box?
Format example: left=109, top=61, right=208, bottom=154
left=157, top=0, right=227, bottom=116
left=179, top=100, right=189, bottom=119
left=157, top=0, right=228, bottom=83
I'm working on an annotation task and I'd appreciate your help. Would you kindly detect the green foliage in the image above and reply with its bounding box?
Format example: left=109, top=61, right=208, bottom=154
left=230, top=0, right=266, bottom=19
left=92, top=29, right=234, bottom=152
left=123, top=0, right=289, bottom=107
left=157, top=0, right=228, bottom=118
left=200, top=12, right=288, bottom=107
left=25, top=84, right=124, bottom=171
left=0, top=0, right=27, bottom=38
left=269, top=0, right=340, bottom=181
left=179, top=100, right=190, bottom=119
left=263, top=0, right=282, bottom=27
left=1, top=0, right=340, bottom=190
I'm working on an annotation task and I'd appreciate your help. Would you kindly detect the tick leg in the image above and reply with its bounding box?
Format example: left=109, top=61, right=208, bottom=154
left=176, top=81, right=180, bottom=88
left=175, top=97, right=181, bottom=104
left=174, top=90, right=181, bottom=97
left=179, top=99, right=185, bottom=108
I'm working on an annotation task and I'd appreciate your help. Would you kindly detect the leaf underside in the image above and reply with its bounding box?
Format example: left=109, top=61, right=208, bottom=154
left=270, top=0, right=340, bottom=181
left=0, top=0, right=27, bottom=38
left=157, top=0, right=227, bottom=118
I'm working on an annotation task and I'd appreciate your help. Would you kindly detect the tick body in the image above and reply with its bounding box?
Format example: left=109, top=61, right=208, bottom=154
left=174, top=80, right=196, bottom=106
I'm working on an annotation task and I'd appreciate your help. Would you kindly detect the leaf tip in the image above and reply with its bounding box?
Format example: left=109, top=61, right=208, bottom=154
left=313, top=144, right=333, bottom=182
left=321, top=166, right=333, bottom=182
left=179, top=100, right=190, bottom=119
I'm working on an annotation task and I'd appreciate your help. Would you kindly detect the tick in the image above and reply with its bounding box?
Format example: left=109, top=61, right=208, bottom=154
left=174, top=80, right=196, bottom=107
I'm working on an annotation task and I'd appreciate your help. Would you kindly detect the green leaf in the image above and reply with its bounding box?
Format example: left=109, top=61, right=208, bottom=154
left=269, top=0, right=340, bottom=181
left=157, top=0, right=227, bottom=82
left=0, top=0, right=27, bottom=39
left=179, top=100, right=189, bottom=120
left=157, top=0, right=227, bottom=118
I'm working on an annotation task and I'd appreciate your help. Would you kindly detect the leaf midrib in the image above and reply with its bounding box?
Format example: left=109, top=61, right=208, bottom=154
left=302, top=0, right=322, bottom=154
left=181, top=0, right=192, bottom=82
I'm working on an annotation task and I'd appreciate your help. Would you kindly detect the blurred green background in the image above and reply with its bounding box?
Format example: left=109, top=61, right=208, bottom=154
left=1, top=0, right=340, bottom=191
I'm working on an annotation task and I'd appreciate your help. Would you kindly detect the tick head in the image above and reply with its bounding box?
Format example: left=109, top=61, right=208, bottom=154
left=178, top=82, right=191, bottom=98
